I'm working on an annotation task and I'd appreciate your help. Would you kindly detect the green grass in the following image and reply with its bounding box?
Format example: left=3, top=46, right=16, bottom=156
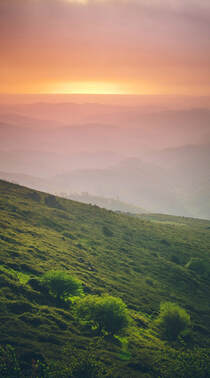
left=0, top=179, right=210, bottom=376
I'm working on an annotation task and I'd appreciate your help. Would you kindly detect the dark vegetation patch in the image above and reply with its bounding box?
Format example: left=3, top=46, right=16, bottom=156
left=44, top=194, right=63, bottom=210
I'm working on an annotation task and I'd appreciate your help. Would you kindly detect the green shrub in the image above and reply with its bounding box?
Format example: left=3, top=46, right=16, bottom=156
left=41, top=271, right=83, bottom=301
left=77, top=295, right=129, bottom=335
left=155, top=302, right=190, bottom=341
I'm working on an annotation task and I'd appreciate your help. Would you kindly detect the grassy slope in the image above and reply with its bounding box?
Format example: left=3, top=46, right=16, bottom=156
left=0, top=179, right=210, bottom=376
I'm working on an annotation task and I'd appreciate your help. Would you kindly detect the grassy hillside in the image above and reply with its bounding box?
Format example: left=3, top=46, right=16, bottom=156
left=0, top=180, right=210, bottom=377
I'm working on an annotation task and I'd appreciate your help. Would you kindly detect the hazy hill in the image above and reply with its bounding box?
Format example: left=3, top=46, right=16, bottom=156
left=0, top=113, right=67, bottom=129
left=1, top=104, right=210, bottom=143
left=50, top=143, right=210, bottom=219
left=0, top=148, right=123, bottom=178
left=1, top=144, right=209, bottom=219
left=1, top=107, right=210, bottom=153
left=151, top=144, right=210, bottom=183
left=52, top=158, right=183, bottom=215
left=0, top=180, right=210, bottom=376
left=49, top=158, right=192, bottom=217
left=64, top=192, right=147, bottom=214
left=0, top=171, right=49, bottom=192
left=0, top=106, right=210, bottom=219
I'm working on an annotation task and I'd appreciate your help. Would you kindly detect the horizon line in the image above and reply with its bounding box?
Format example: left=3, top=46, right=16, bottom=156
left=1, top=93, right=210, bottom=97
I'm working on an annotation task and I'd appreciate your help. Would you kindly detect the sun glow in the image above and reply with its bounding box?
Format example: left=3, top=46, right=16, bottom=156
left=66, top=0, right=89, bottom=4
left=49, top=81, right=131, bottom=95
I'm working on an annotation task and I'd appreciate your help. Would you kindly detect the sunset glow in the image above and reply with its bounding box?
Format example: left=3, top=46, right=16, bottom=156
left=49, top=82, right=129, bottom=95
left=0, top=0, right=210, bottom=95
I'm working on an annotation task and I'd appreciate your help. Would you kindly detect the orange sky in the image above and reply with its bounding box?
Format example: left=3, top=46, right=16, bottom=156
left=1, top=0, right=210, bottom=95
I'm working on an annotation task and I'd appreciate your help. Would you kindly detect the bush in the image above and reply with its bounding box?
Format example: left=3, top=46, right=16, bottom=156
left=41, top=271, right=83, bottom=301
left=77, top=295, right=129, bottom=335
left=155, top=302, right=190, bottom=341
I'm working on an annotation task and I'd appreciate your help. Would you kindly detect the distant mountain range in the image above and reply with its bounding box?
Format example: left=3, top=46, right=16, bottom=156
left=1, top=143, right=209, bottom=219
left=0, top=104, right=209, bottom=218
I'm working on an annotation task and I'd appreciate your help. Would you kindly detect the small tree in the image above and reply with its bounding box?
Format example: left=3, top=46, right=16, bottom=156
left=77, top=295, right=129, bottom=335
left=155, top=302, right=190, bottom=341
left=41, top=270, right=83, bottom=301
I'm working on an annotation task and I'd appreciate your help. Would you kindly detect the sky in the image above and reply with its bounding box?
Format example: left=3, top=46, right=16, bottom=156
left=1, top=0, right=210, bottom=95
